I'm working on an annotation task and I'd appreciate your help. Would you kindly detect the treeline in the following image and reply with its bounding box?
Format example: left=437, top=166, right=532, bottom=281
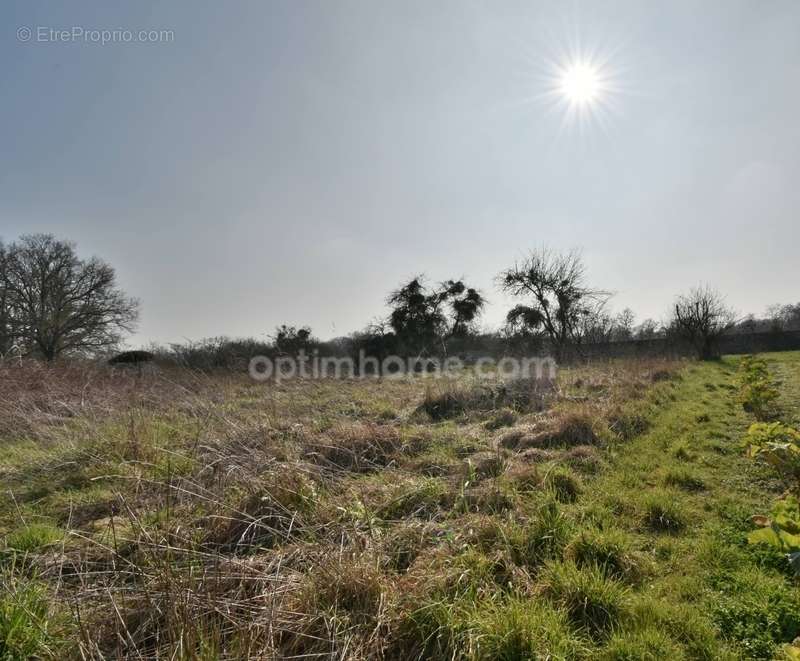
left=154, top=251, right=798, bottom=368
left=1, top=233, right=797, bottom=366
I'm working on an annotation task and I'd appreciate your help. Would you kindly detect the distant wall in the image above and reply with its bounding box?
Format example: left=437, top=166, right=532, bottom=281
left=560, top=330, right=800, bottom=363
left=720, top=330, right=800, bottom=354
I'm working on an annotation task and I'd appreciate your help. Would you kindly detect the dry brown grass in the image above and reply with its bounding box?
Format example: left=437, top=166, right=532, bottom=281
left=0, top=354, right=684, bottom=659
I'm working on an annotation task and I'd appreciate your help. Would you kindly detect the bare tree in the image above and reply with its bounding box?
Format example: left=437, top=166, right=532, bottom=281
left=500, top=248, right=609, bottom=360
left=612, top=308, right=636, bottom=341
left=0, top=240, right=11, bottom=355
left=1, top=234, right=139, bottom=360
left=670, top=286, right=736, bottom=360
left=765, top=303, right=800, bottom=332
left=635, top=318, right=662, bottom=341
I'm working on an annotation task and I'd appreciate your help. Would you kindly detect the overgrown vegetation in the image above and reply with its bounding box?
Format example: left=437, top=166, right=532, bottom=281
left=1, top=352, right=800, bottom=658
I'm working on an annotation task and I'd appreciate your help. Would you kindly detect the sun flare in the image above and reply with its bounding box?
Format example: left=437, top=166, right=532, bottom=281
left=542, top=47, right=620, bottom=133
left=560, top=61, right=601, bottom=105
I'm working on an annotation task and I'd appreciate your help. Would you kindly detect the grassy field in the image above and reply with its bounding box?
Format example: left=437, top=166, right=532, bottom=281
left=1, top=353, right=799, bottom=659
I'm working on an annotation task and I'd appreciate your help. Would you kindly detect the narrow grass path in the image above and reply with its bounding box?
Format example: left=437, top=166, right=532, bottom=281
left=581, top=353, right=800, bottom=658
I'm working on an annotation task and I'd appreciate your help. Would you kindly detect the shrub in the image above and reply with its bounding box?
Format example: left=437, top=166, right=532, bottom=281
left=744, top=422, right=800, bottom=490
left=542, top=560, right=629, bottom=634
left=420, top=378, right=554, bottom=421
left=743, top=421, right=800, bottom=574
left=737, top=355, right=780, bottom=420
left=747, top=496, right=800, bottom=569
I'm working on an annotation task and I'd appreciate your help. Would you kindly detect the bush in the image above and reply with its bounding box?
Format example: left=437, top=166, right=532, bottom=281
left=744, top=422, right=800, bottom=488
left=743, top=420, right=800, bottom=574
left=420, top=378, right=553, bottom=421
left=738, top=355, right=780, bottom=420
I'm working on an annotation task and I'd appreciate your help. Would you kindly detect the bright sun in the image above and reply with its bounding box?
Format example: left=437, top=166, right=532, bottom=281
left=560, top=61, right=601, bottom=105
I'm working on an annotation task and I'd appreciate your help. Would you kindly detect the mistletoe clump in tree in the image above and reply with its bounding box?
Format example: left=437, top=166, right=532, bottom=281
left=386, top=277, right=485, bottom=355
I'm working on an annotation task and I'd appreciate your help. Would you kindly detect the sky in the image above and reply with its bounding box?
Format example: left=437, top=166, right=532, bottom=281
left=1, top=1, right=798, bottom=346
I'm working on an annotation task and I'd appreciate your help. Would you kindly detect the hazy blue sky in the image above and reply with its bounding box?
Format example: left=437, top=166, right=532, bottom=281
left=2, top=1, right=798, bottom=345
